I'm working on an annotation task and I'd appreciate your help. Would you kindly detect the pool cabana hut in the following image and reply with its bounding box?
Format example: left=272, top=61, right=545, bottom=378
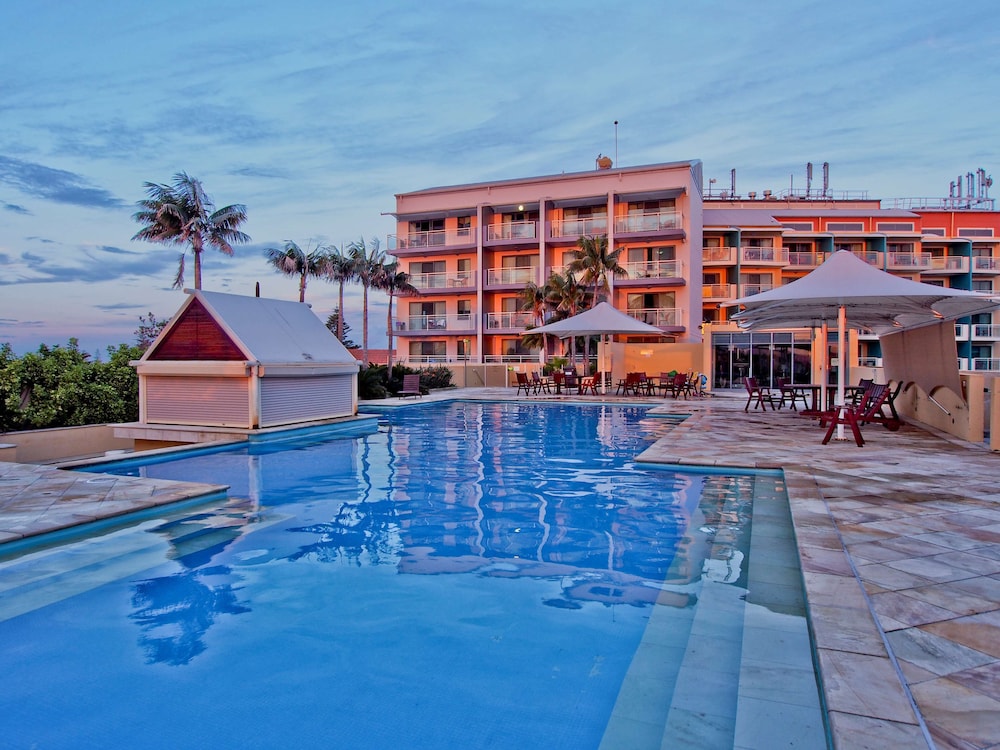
left=133, top=290, right=360, bottom=430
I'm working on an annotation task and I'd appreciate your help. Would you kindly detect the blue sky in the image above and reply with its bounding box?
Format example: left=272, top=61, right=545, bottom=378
left=2, top=0, right=998, bottom=355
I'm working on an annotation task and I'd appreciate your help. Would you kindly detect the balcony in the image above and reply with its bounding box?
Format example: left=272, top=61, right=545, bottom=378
left=398, top=314, right=476, bottom=333
left=972, top=324, right=1000, bottom=339
left=408, top=271, right=476, bottom=293
left=549, top=217, right=608, bottom=239
left=786, top=251, right=824, bottom=268
left=485, top=221, right=537, bottom=243
left=739, top=247, right=788, bottom=265
left=388, top=228, right=477, bottom=254
left=955, top=323, right=970, bottom=339
left=703, top=283, right=735, bottom=301
left=703, top=246, right=738, bottom=265
left=973, top=256, right=1000, bottom=274
left=851, top=250, right=884, bottom=267
left=739, top=283, right=774, bottom=297
left=887, top=252, right=928, bottom=270
left=627, top=307, right=682, bottom=328
left=485, top=266, right=537, bottom=286
left=613, top=211, right=681, bottom=235
left=921, top=256, right=970, bottom=275
left=970, top=358, right=1000, bottom=371
left=621, top=259, right=683, bottom=281
left=485, top=311, right=535, bottom=330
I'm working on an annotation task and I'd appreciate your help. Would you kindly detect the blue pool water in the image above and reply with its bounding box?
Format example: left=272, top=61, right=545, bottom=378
left=0, top=402, right=823, bottom=749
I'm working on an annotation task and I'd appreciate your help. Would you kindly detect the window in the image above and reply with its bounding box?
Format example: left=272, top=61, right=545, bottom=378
left=457, top=258, right=472, bottom=272
left=959, top=228, right=995, bottom=238
left=827, top=222, right=864, bottom=232
left=922, top=228, right=945, bottom=236
left=502, top=255, right=535, bottom=269
left=781, top=222, right=813, bottom=231
left=412, top=261, right=445, bottom=274
left=457, top=300, right=472, bottom=315
left=409, top=341, right=446, bottom=357
left=627, top=245, right=675, bottom=262
left=457, top=216, right=472, bottom=236
left=876, top=222, right=915, bottom=232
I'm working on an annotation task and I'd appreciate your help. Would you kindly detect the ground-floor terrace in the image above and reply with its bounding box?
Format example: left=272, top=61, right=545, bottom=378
left=1, top=389, right=997, bottom=749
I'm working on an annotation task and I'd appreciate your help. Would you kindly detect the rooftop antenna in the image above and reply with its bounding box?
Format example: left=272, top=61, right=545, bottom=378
left=255, top=281, right=260, bottom=298
left=822, top=162, right=830, bottom=197
left=806, top=162, right=813, bottom=198
left=614, top=120, right=619, bottom=166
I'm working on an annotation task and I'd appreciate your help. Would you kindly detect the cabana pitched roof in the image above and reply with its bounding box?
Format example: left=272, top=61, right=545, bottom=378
left=143, top=290, right=358, bottom=366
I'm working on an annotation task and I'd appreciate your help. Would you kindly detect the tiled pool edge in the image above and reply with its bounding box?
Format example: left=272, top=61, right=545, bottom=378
left=637, top=411, right=932, bottom=750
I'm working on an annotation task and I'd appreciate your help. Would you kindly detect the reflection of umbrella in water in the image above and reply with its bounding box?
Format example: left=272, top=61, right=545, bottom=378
left=523, top=302, right=665, bottom=393
left=727, top=251, right=1000, bottom=438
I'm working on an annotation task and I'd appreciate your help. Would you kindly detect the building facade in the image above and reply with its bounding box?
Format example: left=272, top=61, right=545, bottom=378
left=390, top=161, right=999, bottom=387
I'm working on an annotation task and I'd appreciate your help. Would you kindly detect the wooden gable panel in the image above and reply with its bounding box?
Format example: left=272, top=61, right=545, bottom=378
left=149, top=298, right=245, bottom=360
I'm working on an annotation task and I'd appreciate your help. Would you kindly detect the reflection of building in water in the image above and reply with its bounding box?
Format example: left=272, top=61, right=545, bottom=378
left=283, top=404, right=757, bottom=609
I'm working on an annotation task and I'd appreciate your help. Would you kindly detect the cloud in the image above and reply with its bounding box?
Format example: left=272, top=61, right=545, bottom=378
left=0, top=155, right=127, bottom=209
left=2, top=201, right=30, bottom=215
left=0, top=244, right=178, bottom=286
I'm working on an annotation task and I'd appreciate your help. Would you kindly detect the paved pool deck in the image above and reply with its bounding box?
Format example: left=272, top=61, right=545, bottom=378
left=1, top=389, right=997, bottom=749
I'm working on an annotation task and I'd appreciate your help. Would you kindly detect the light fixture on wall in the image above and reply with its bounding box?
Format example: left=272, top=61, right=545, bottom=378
left=640, top=349, right=653, bottom=357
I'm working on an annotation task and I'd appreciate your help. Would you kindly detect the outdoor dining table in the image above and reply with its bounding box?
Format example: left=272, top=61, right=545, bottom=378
left=784, top=384, right=822, bottom=412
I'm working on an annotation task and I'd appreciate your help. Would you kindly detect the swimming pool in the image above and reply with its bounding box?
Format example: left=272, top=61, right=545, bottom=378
left=0, top=402, right=826, bottom=749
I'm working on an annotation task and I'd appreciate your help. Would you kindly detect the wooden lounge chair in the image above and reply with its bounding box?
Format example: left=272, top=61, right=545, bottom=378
left=744, top=377, right=777, bottom=411
left=821, top=382, right=902, bottom=446
left=400, top=373, right=422, bottom=398
left=515, top=372, right=536, bottom=396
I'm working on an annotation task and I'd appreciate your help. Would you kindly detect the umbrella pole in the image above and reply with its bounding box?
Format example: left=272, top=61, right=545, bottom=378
left=836, top=305, right=847, bottom=441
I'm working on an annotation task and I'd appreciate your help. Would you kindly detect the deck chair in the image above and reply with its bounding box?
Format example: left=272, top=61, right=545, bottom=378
left=400, top=374, right=422, bottom=398
left=515, top=372, right=536, bottom=396
left=821, top=382, right=902, bottom=446
left=744, top=377, right=777, bottom=411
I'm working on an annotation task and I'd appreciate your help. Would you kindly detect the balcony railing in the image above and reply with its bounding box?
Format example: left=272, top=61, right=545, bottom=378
left=955, top=324, right=970, bottom=338
left=627, top=307, right=682, bottom=327
left=408, top=271, right=476, bottom=291
left=485, top=311, right=535, bottom=330
left=887, top=252, right=928, bottom=270
left=614, top=211, right=681, bottom=233
left=922, top=256, right=970, bottom=274
left=851, top=250, right=883, bottom=267
left=739, top=247, right=788, bottom=264
left=485, top=267, right=537, bottom=286
left=786, top=251, right=824, bottom=268
left=703, top=246, right=738, bottom=264
left=973, top=256, right=1000, bottom=273
left=549, top=217, right=608, bottom=238
left=486, top=221, right=537, bottom=241
left=739, top=283, right=774, bottom=297
left=621, top=259, right=682, bottom=280
left=972, top=324, right=1000, bottom=339
left=399, top=313, right=476, bottom=332
left=703, top=283, right=735, bottom=300
left=970, top=358, right=1000, bottom=371
left=388, top=227, right=476, bottom=251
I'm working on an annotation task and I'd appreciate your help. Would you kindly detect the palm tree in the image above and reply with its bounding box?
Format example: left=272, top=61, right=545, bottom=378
left=347, top=236, right=385, bottom=367
left=545, top=270, right=590, bottom=365
left=324, top=246, right=355, bottom=343
left=376, top=260, right=418, bottom=373
left=520, top=281, right=551, bottom=360
left=569, top=235, right=625, bottom=368
left=264, top=240, right=331, bottom=302
left=132, top=172, right=250, bottom=289
left=569, top=234, right=626, bottom=307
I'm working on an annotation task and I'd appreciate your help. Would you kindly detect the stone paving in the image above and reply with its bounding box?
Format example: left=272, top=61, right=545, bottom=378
left=1, top=387, right=998, bottom=748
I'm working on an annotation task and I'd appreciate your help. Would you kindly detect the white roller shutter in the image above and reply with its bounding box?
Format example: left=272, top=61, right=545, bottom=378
left=259, top=375, right=354, bottom=427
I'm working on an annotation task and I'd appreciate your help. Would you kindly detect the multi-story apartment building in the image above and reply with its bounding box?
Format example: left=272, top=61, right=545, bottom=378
left=390, top=161, right=999, bottom=388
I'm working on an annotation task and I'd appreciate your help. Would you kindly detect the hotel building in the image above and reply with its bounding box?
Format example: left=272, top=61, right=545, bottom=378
left=388, top=161, right=999, bottom=388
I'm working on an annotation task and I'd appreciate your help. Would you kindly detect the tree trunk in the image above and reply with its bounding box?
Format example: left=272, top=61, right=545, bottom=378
left=298, top=272, right=307, bottom=303
left=386, top=292, right=395, bottom=373
left=362, top=284, right=369, bottom=367
left=337, top=281, right=345, bottom=341
left=193, top=248, right=202, bottom=289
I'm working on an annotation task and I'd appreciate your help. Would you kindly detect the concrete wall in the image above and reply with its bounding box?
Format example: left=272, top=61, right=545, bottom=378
left=0, top=424, right=134, bottom=463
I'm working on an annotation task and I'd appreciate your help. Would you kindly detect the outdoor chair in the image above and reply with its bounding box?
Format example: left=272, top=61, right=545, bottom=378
left=821, top=382, right=902, bottom=446
left=578, top=375, right=598, bottom=395
left=531, top=371, right=551, bottom=394
left=400, top=374, right=423, bottom=398
left=515, top=372, right=536, bottom=396
left=743, top=377, right=777, bottom=411
left=667, top=372, right=690, bottom=399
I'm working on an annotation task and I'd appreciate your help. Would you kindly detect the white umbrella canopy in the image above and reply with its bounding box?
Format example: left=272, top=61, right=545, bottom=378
left=524, top=302, right=665, bottom=393
left=726, top=250, right=1000, bottom=438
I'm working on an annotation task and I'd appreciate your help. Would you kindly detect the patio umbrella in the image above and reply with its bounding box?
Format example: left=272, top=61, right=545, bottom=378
left=726, top=250, right=1000, bottom=437
left=524, top=301, right=665, bottom=393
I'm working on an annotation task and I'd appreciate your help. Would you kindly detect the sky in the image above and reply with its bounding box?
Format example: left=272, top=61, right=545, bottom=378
left=1, top=0, right=998, bottom=355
